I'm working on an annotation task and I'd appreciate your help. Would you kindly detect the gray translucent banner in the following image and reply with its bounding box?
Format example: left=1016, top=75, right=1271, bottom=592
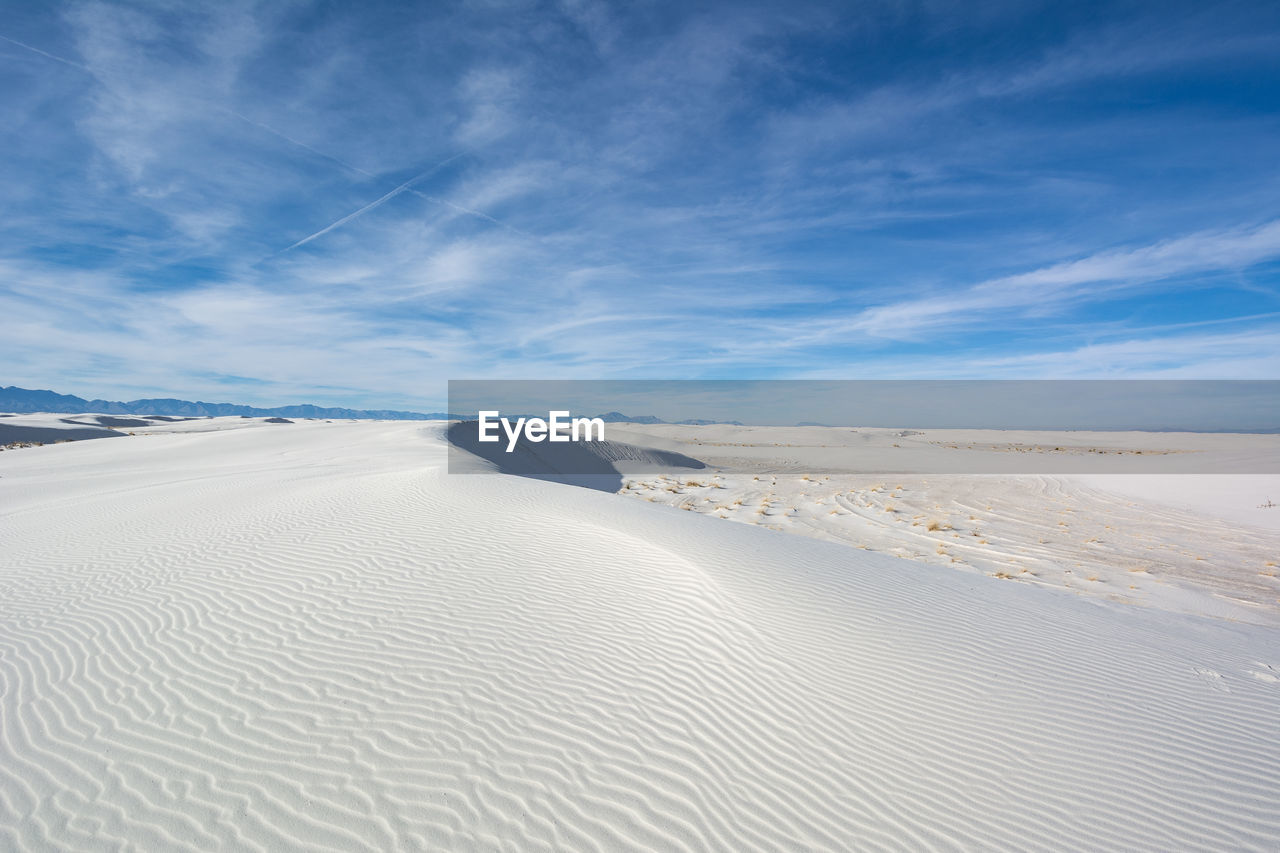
left=446, top=380, right=1280, bottom=476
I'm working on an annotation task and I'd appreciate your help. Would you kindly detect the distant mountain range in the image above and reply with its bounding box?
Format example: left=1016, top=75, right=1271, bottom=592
left=0, top=386, right=743, bottom=425
left=0, top=386, right=453, bottom=421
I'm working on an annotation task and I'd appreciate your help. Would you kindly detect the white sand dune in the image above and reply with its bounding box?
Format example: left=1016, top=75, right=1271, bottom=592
left=3, top=419, right=1280, bottom=850
left=622, top=471, right=1280, bottom=625
left=0, top=413, right=126, bottom=446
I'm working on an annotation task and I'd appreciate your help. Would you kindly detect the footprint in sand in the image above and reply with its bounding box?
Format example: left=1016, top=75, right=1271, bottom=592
left=1247, top=663, right=1279, bottom=684
left=1193, top=667, right=1231, bottom=693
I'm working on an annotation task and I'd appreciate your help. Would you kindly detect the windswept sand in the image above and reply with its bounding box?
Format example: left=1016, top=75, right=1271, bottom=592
left=2, top=419, right=1279, bottom=850
left=621, top=472, right=1280, bottom=625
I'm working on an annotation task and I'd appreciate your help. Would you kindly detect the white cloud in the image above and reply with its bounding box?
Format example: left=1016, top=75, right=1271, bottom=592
left=844, top=220, right=1280, bottom=339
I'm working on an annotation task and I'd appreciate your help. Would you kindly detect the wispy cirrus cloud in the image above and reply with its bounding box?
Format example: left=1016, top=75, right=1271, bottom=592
left=843, top=220, right=1280, bottom=339
left=1, top=0, right=1278, bottom=409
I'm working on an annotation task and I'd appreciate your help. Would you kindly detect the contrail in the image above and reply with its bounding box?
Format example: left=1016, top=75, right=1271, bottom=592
left=223, top=108, right=377, bottom=180
left=0, top=33, right=90, bottom=72
left=0, top=33, right=369, bottom=188
left=219, top=113, right=525, bottom=237
left=1, top=32, right=523, bottom=245
left=280, top=180, right=417, bottom=253
left=410, top=191, right=528, bottom=237
left=277, top=152, right=468, bottom=254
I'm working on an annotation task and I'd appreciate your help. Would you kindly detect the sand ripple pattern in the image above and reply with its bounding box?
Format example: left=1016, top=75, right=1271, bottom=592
left=624, top=472, right=1280, bottom=624
left=2, top=422, right=1280, bottom=850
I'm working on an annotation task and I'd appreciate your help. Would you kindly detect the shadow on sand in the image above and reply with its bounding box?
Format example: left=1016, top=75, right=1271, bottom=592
left=446, top=421, right=706, bottom=492
left=1, top=425, right=123, bottom=445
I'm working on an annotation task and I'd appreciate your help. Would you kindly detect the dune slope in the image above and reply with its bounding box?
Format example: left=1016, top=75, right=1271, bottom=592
left=2, top=421, right=1279, bottom=851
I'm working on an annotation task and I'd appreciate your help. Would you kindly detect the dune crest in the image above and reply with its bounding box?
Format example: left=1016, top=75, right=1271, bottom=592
left=2, top=419, right=1278, bottom=850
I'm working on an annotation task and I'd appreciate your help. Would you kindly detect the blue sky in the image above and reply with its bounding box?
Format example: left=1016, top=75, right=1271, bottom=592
left=2, top=0, right=1279, bottom=411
